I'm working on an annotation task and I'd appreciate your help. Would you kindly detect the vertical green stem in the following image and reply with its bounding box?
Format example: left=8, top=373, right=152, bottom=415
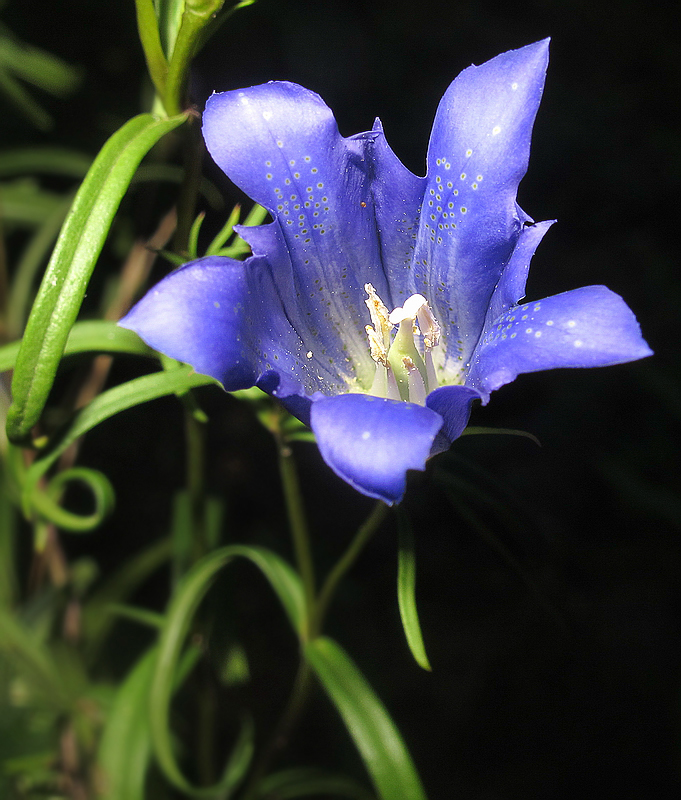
left=313, top=500, right=390, bottom=636
left=184, top=404, right=208, bottom=559
left=276, top=434, right=316, bottom=639
left=163, top=3, right=223, bottom=116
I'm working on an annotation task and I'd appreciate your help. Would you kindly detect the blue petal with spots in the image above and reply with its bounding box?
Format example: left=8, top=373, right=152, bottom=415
left=120, top=255, right=314, bottom=395
left=203, top=82, right=387, bottom=390
left=122, top=40, right=652, bottom=504
left=311, top=394, right=444, bottom=504
left=467, top=284, right=653, bottom=401
left=414, top=39, right=549, bottom=382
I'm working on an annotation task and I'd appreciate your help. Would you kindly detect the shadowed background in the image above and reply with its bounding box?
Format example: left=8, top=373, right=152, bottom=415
left=2, top=1, right=679, bottom=798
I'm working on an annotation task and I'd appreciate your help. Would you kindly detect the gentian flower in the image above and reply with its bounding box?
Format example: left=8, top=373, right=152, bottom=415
left=121, top=40, right=651, bottom=504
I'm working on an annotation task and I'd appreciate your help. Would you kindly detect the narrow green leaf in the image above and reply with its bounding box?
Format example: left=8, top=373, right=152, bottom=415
left=106, top=604, right=166, bottom=630
left=0, top=180, right=66, bottom=225
left=149, top=544, right=306, bottom=795
left=241, top=202, right=269, bottom=227
left=396, top=510, right=431, bottom=671
left=0, top=147, right=91, bottom=178
left=285, top=430, right=317, bottom=444
left=135, top=0, right=169, bottom=97
left=187, top=211, right=206, bottom=260
left=305, top=637, right=427, bottom=800
left=0, top=35, right=81, bottom=95
left=29, top=466, right=116, bottom=533
left=0, top=65, right=53, bottom=130
left=22, top=368, right=215, bottom=500
left=258, top=767, right=375, bottom=799
left=95, top=630, right=204, bottom=798
left=155, top=0, right=186, bottom=59
left=6, top=111, right=187, bottom=443
left=210, top=202, right=270, bottom=259
left=205, top=203, right=241, bottom=256
left=0, top=473, right=18, bottom=608
left=170, top=489, right=193, bottom=584
left=95, top=648, right=157, bottom=800
left=462, top=426, right=541, bottom=447
left=0, top=321, right=154, bottom=373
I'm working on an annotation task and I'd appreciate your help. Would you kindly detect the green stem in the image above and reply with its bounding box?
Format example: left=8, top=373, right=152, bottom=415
left=184, top=401, right=208, bottom=559
left=276, top=432, right=316, bottom=639
left=241, top=465, right=389, bottom=798
left=163, top=3, right=224, bottom=116
left=134, top=0, right=169, bottom=99
left=313, top=500, right=390, bottom=636
left=240, top=419, right=317, bottom=799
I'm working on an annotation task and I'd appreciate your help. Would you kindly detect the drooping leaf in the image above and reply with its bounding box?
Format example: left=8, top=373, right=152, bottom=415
left=305, top=637, right=427, bottom=800
left=396, top=510, right=431, bottom=671
left=149, top=544, right=306, bottom=795
left=23, top=367, right=215, bottom=488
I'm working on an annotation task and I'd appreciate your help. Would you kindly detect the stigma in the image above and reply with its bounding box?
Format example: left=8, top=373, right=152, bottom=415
left=363, top=284, right=441, bottom=404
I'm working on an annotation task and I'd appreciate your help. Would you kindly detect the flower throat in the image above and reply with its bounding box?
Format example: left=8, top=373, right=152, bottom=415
left=364, top=284, right=441, bottom=405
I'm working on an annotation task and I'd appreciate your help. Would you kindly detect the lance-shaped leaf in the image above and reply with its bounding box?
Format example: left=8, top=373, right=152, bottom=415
left=6, top=111, right=186, bottom=443
left=306, top=636, right=427, bottom=800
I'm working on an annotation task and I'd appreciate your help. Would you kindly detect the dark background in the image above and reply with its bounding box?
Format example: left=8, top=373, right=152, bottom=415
left=3, top=1, right=680, bottom=798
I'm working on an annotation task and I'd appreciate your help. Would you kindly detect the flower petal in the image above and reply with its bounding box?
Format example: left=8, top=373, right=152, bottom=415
left=426, top=385, right=481, bottom=453
left=413, top=39, right=550, bottom=380
left=485, top=219, right=556, bottom=323
left=310, top=393, right=444, bottom=504
left=120, top=255, right=345, bottom=400
left=203, top=83, right=389, bottom=389
left=367, top=118, right=426, bottom=305
left=466, top=285, right=653, bottom=401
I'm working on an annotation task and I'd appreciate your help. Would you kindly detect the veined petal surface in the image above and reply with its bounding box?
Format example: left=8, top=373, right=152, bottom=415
left=120, top=255, right=344, bottom=398
left=414, top=39, right=550, bottom=383
left=467, top=285, right=653, bottom=401
left=367, top=118, right=425, bottom=304
left=203, top=83, right=388, bottom=391
left=310, top=394, right=444, bottom=504
left=485, top=220, right=556, bottom=324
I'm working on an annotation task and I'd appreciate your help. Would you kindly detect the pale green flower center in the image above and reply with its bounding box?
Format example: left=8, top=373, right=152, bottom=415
left=364, top=284, right=441, bottom=405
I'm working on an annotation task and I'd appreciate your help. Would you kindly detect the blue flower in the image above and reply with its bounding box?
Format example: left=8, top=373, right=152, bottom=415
left=121, top=40, right=652, bottom=505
